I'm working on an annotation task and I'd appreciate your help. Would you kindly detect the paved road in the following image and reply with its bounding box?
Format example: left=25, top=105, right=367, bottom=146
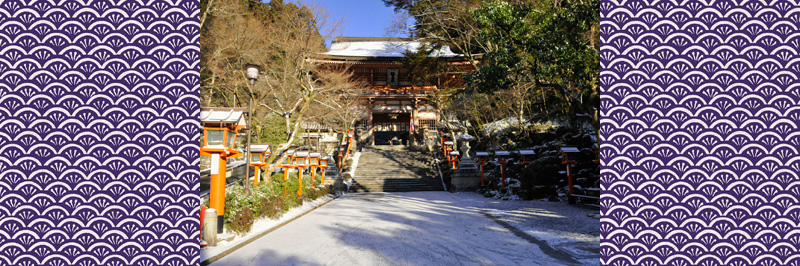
left=211, top=192, right=599, bottom=266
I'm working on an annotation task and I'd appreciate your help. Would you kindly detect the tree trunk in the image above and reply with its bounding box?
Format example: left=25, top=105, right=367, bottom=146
left=263, top=95, right=313, bottom=176
left=284, top=114, right=292, bottom=142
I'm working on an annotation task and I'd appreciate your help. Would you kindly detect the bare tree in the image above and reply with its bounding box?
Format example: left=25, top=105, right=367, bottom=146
left=313, top=66, right=366, bottom=150
left=386, top=0, right=489, bottom=70
left=200, top=0, right=347, bottom=179
left=249, top=2, right=347, bottom=176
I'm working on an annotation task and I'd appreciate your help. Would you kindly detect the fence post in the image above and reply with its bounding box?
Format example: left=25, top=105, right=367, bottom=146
left=203, top=208, right=218, bottom=247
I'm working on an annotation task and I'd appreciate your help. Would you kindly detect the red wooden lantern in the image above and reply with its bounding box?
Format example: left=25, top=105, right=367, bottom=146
left=475, top=152, right=491, bottom=187
left=560, top=147, right=579, bottom=203
left=494, top=151, right=511, bottom=189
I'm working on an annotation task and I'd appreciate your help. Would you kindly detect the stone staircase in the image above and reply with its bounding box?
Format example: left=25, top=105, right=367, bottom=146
left=349, top=145, right=444, bottom=193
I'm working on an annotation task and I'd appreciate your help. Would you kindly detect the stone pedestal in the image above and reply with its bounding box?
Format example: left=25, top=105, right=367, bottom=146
left=203, top=208, right=218, bottom=247
left=450, top=157, right=482, bottom=191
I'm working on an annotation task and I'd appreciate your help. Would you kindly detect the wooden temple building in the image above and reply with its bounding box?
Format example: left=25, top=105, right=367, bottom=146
left=314, top=37, right=474, bottom=145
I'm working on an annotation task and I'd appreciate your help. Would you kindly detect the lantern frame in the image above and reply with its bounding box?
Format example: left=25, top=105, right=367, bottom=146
left=308, top=152, right=321, bottom=167
left=280, top=149, right=296, bottom=168
left=249, top=144, right=271, bottom=166
left=294, top=151, right=310, bottom=168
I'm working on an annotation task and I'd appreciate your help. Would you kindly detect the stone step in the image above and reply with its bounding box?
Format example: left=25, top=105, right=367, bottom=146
left=351, top=146, right=441, bottom=193
left=355, top=169, right=435, bottom=175
left=355, top=172, right=436, bottom=176
left=352, top=179, right=441, bottom=184
left=356, top=176, right=437, bottom=180
left=358, top=159, right=429, bottom=163
left=357, top=162, right=430, bottom=167
left=349, top=185, right=443, bottom=193
left=358, top=159, right=429, bottom=164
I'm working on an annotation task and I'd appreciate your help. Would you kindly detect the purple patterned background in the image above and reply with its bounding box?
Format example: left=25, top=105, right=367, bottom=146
left=601, top=1, right=800, bottom=265
left=0, top=1, right=200, bottom=265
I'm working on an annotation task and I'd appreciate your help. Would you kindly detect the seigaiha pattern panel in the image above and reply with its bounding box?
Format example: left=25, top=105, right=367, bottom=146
left=0, top=1, right=201, bottom=266
left=600, top=1, right=800, bottom=266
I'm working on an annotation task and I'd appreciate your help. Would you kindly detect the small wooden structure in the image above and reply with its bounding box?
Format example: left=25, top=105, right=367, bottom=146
left=308, top=152, right=321, bottom=187
left=560, top=147, right=580, bottom=204
left=494, top=151, right=511, bottom=189
left=248, top=144, right=271, bottom=186
left=294, top=151, right=310, bottom=196
left=319, top=156, right=331, bottom=184
left=475, top=152, right=491, bottom=187
left=448, top=150, right=460, bottom=169
left=517, top=150, right=535, bottom=166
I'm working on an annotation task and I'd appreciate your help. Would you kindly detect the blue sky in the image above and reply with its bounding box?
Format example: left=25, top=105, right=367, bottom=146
left=287, top=0, right=411, bottom=47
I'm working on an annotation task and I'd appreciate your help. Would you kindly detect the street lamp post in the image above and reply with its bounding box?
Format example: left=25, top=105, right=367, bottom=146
left=244, top=64, right=260, bottom=194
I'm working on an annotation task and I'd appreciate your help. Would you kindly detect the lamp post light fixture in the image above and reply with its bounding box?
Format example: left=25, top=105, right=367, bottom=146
left=246, top=63, right=260, bottom=85
left=200, top=107, right=247, bottom=234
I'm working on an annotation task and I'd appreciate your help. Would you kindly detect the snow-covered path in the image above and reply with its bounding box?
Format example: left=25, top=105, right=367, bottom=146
left=210, top=192, right=599, bottom=266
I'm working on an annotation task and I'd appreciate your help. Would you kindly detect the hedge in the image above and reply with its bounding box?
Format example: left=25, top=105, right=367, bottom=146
left=204, top=171, right=331, bottom=235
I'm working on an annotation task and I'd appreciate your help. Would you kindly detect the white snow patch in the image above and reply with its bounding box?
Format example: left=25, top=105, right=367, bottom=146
left=457, top=134, right=475, bottom=141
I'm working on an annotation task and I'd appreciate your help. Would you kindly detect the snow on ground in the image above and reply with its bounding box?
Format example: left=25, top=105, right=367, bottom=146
left=209, top=191, right=599, bottom=266
left=457, top=193, right=600, bottom=265
left=200, top=195, right=336, bottom=262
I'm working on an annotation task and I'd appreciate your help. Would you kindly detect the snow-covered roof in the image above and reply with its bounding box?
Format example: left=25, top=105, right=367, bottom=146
left=495, top=151, right=511, bottom=156
left=518, top=150, right=535, bottom=155
left=323, top=37, right=461, bottom=58
left=200, top=107, right=247, bottom=126
left=561, top=147, right=580, bottom=153
left=249, top=144, right=271, bottom=153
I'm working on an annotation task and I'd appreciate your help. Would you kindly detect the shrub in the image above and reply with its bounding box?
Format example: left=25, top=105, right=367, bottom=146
left=258, top=195, right=284, bottom=219
left=212, top=169, right=331, bottom=235
left=228, top=206, right=254, bottom=235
